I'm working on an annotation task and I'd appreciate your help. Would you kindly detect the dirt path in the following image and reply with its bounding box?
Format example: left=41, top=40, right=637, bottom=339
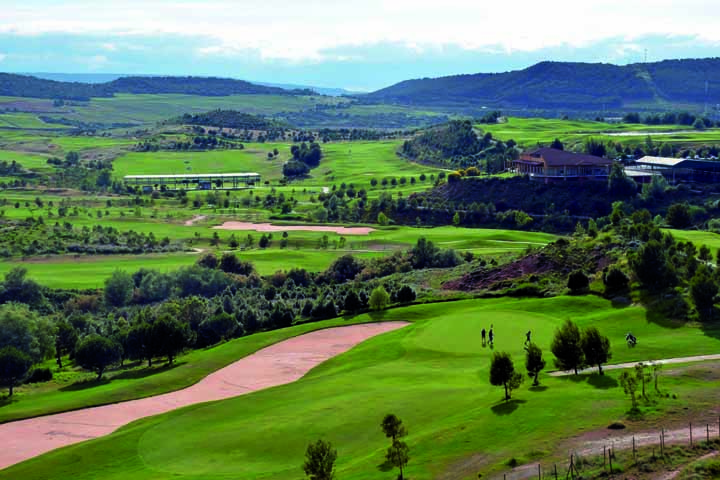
left=657, top=450, right=719, bottom=480
left=212, top=221, right=376, bottom=235
left=0, top=322, right=407, bottom=470
left=549, top=353, right=720, bottom=377
left=184, top=215, right=207, bottom=226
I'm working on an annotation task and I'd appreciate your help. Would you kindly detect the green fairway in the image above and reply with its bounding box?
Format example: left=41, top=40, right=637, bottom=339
left=4, top=296, right=719, bottom=479
left=666, top=229, right=720, bottom=258
left=481, top=117, right=720, bottom=148
left=0, top=226, right=557, bottom=289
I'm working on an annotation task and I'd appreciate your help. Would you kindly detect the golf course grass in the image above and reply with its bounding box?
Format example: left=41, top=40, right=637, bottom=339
left=0, top=226, right=557, bottom=289
left=3, top=295, right=719, bottom=479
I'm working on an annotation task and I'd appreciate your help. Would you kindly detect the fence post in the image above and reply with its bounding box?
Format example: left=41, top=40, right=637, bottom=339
left=608, top=448, right=613, bottom=473
left=538, top=463, right=541, bottom=479
left=603, top=445, right=606, bottom=471
left=708, top=424, right=711, bottom=443
left=690, top=422, right=693, bottom=447
left=633, top=435, right=636, bottom=462
left=554, top=463, right=558, bottom=480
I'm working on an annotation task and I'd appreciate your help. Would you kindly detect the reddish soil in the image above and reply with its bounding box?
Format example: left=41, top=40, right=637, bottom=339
left=444, top=242, right=612, bottom=291
left=0, top=322, right=407, bottom=469
left=212, top=221, right=376, bottom=235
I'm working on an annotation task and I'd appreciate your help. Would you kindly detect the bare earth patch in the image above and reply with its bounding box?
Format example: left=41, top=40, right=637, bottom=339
left=0, top=322, right=407, bottom=469
left=184, top=215, right=207, bottom=226
left=213, top=221, right=376, bottom=235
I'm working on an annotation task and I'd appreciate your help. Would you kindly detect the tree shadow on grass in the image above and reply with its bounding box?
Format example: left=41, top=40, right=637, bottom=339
left=529, top=385, right=548, bottom=392
left=588, top=374, right=619, bottom=389
left=368, top=310, right=388, bottom=322
left=0, top=395, right=16, bottom=408
left=490, top=399, right=527, bottom=416
left=112, top=361, right=185, bottom=381
left=377, top=458, right=393, bottom=473
left=60, top=377, right=111, bottom=392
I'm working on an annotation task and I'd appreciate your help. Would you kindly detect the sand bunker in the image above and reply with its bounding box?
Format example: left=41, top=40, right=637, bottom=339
left=0, top=322, right=407, bottom=470
left=213, top=221, right=375, bottom=235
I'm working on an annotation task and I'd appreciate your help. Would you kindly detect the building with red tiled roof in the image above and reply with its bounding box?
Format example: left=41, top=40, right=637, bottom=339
left=513, top=147, right=613, bottom=182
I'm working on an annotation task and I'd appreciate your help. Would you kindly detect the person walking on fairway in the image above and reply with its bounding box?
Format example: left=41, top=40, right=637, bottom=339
left=481, top=327, right=487, bottom=346
left=488, top=325, right=494, bottom=346
left=525, top=330, right=531, bottom=345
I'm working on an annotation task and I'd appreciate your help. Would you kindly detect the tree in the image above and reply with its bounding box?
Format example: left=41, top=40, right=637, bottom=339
left=0, top=346, right=32, bottom=396
left=567, top=270, right=589, bottom=293
left=409, top=237, right=439, bottom=269
left=104, top=269, right=134, bottom=307
left=150, top=316, right=192, bottom=364
left=0, top=303, right=54, bottom=363
left=55, top=320, right=78, bottom=369
left=395, top=286, right=416, bottom=304
left=608, top=162, right=637, bottom=197
left=489, top=351, right=524, bottom=401
left=619, top=370, right=639, bottom=410
left=369, top=285, right=390, bottom=311
left=603, top=266, right=629, bottom=295
left=386, top=440, right=410, bottom=480
left=381, top=413, right=407, bottom=440
left=630, top=240, right=677, bottom=291
left=524, top=343, right=546, bottom=386
left=74, top=335, right=122, bottom=380
left=581, top=327, right=612, bottom=375
left=690, top=265, right=718, bottom=320
left=666, top=203, right=692, bottom=229
left=343, top=290, right=363, bottom=312
left=550, top=320, right=585, bottom=374
left=377, top=211, right=389, bottom=226
left=303, top=439, right=337, bottom=480
left=550, top=138, right=564, bottom=150
left=381, top=414, right=409, bottom=480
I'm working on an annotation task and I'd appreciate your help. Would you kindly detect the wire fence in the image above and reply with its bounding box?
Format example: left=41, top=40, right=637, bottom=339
left=497, top=417, right=720, bottom=480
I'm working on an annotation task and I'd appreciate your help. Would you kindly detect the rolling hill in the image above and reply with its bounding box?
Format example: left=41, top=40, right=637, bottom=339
left=364, top=58, right=720, bottom=111
left=0, top=73, right=313, bottom=100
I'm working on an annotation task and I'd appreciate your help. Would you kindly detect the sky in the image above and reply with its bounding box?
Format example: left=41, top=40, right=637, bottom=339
left=1, top=0, right=720, bottom=91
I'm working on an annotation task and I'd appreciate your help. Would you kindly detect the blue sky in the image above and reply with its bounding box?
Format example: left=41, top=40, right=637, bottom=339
left=1, top=0, right=720, bottom=91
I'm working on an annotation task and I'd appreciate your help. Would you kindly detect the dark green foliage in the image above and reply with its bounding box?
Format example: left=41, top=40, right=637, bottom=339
left=25, top=367, right=53, bottom=384
left=74, top=335, right=122, bottom=379
left=198, top=312, right=238, bottom=347
left=321, top=255, right=363, bottom=283
left=219, top=253, right=255, bottom=276
left=366, top=59, right=720, bottom=110
left=0, top=73, right=311, bottom=100
left=104, top=270, right=134, bottom=307
left=630, top=240, right=677, bottom=291
left=608, top=162, right=637, bottom=197
left=550, top=138, right=564, bottom=150
left=401, top=120, right=480, bottom=161
left=381, top=414, right=410, bottom=479
left=489, top=351, right=524, bottom=401
left=524, top=343, right=546, bottom=386
left=196, top=253, right=219, bottom=269
left=150, top=316, right=193, bottom=364
left=55, top=320, right=78, bottom=369
left=603, top=266, right=629, bottom=295
left=343, top=290, right=363, bottom=312
left=585, top=138, right=607, bottom=157
left=690, top=265, right=717, bottom=320
left=581, top=327, right=612, bottom=375
left=666, top=203, right=692, bottom=229
left=619, top=370, right=639, bottom=409
left=303, top=439, right=337, bottom=480
left=0, top=267, right=44, bottom=307
left=550, top=320, right=585, bottom=375
left=567, top=270, right=589, bottom=293
left=283, top=160, right=310, bottom=177
left=0, top=346, right=32, bottom=396
left=395, top=285, right=416, bottom=304
left=173, top=110, right=286, bottom=130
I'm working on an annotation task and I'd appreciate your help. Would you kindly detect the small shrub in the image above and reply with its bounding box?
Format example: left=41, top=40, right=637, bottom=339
left=607, top=422, right=626, bottom=430
left=25, top=367, right=53, bottom=384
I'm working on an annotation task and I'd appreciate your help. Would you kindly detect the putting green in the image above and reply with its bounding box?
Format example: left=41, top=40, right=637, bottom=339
left=6, top=296, right=719, bottom=480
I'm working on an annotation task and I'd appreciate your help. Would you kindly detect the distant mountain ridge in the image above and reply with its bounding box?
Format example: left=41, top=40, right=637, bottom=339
left=364, top=58, right=720, bottom=111
left=0, top=73, right=314, bottom=100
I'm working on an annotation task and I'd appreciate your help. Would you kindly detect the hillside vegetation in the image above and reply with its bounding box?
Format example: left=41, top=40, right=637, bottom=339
left=0, top=74, right=312, bottom=101
left=365, top=58, right=720, bottom=111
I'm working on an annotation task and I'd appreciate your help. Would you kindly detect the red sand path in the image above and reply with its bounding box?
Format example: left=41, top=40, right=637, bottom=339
left=212, top=221, right=376, bottom=235
left=0, top=322, right=407, bottom=470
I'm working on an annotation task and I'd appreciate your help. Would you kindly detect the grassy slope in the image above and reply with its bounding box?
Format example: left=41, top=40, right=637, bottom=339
left=0, top=227, right=557, bottom=289
left=480, top=117, right=720, bottom=148
left=3, top=296, right=719, bottom=479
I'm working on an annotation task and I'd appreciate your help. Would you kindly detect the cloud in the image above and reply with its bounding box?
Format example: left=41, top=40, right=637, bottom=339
left=3, top=0, right=720, bottom=62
